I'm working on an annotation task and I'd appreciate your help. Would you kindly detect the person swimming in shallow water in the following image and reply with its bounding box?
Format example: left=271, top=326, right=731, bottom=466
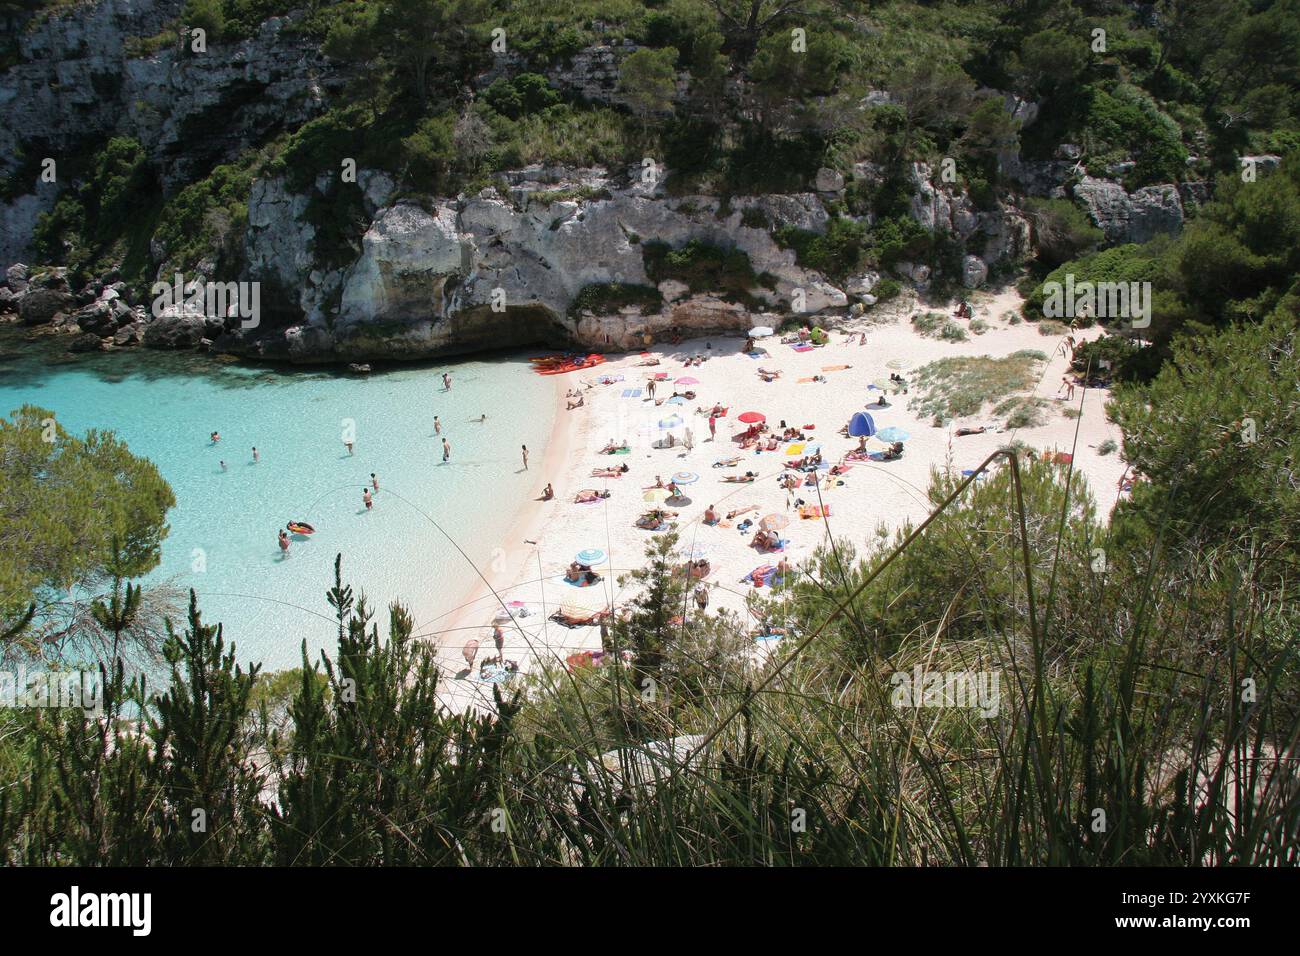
left=278, top=529, right=289, bottom=556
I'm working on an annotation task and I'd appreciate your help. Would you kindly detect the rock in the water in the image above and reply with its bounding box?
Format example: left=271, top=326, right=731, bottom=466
left=18, top=288, right=76, bottom=325
left=69, top=332, right=107, bottom=353
left=143, top=314, right=206, bottom=349
left=5, top=263, right=30, bottom=290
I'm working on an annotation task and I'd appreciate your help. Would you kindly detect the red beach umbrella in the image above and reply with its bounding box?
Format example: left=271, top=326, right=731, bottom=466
left=737, top=411, right=766, bottom=424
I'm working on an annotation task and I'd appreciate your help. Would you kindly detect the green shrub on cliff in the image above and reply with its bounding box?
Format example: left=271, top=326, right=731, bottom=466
left=642, top=238, right=759, bottom=303
left=569, top=282, right=663, bottom=317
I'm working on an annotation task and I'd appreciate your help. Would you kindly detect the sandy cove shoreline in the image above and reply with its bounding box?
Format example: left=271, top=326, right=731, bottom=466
left=429, top=289, right=1128, bottom=714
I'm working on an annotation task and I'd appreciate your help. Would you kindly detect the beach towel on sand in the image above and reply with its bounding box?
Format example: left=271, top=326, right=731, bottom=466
left=621, top=388, right=643, bottom=398
left=799, top=504, right=831, bottom=519
left=745, top=565, right=775, bottom=586
left=790, top=343, right=816, bottom=352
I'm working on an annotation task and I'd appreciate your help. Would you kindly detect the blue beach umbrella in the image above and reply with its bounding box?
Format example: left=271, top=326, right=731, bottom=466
left=659, top=414, right=684, bottom=429
left=577, top=548, right=607, bottom=565
left=877, top=426, right=910, bottom=443
left=665, top=395, right=686, bottom=405
left=848, top=412, right=877, bottom=437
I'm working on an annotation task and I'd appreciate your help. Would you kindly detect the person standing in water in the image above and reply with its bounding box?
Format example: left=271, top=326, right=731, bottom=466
left=210, top=431, right=221, bottom=444
left=278, top=529, right=289, bottom=556
left=344, top=439, right=354, bottom=455
left=442, top=438, right=451, bottom=462
left=370, top=472, right=380, bottom=492
left=252, top=446, right=260, bottom=463
left=434, top=416, right=441, bottom=435
left=220, top=460, right=227, bottom=472
left=521, top=445, right=529, bottom=470
left=363, top=488, right=373, bottom=510
left=443, top=372, right=452, bottom=391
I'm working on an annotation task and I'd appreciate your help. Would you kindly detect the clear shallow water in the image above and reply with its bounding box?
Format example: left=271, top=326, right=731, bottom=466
left=0, top=338, right=555, bottom=671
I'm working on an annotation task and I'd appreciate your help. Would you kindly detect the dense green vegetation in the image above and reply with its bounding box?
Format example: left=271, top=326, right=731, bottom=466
left=1024, top=155, right=1300, bottom=377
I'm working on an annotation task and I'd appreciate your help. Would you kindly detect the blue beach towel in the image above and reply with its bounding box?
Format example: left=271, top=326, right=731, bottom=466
left=621, top=388, right=643, bottom=398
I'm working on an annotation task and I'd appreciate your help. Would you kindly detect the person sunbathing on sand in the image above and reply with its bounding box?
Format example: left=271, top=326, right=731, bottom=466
left=600, top=440, right=629, bottom=454
left=726, top=504, right=758, bottom=520
left=591, top=464, right=628, bottom=477
left=723, top=471, right=757, bottom=483
left=713, top=456, right=742, bottom=468
left=636, top=508, right=678, bottom=529
left=575, top=489, right=612, bottom=503
left=758, top=368, right=781, bottom=381
left=566, top=394, right=585, bottom=409
left=541, top=483, right=554, bottom=500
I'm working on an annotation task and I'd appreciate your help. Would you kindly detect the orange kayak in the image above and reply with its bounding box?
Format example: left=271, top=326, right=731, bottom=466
left=533, top=354, right=606, bottom=375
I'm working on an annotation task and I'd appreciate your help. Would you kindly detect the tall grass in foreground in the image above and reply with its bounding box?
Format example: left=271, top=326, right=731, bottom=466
left=1, top=457, right=1296, bottom=865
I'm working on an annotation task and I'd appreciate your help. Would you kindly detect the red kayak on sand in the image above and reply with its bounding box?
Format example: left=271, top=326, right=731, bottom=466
left=532, top=353, right=606, bottom=375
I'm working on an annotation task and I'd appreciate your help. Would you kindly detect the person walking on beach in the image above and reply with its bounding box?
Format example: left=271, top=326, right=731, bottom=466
left=434, top=416, right=441, bottom=435
left=278, top=529, right=289, bottom=556
left=647, top=379, right=656, bottom=400
left=363, top=488, right=373, bottom=510
left=493, top=623, right=505, bottom=659
left=252, top=446, right=260, bottom=463
left=442, top=438, right=451, bottom=462
left=1062, top=376, right=1075, bottom=401
left=462, top=638, right=479, bottom=671
left=370, top=472, right=380, bottom=492
left=521, top=445, right=529, bottom=470
left=708, top=415, right=717, bottom=441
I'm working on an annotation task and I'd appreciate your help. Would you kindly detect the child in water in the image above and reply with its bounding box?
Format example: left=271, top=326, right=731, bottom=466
left=363, top=488, right=373, bottom=510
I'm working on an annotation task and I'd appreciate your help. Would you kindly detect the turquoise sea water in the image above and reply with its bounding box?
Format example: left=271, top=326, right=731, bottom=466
left=0, top=337, right=556, bottom=671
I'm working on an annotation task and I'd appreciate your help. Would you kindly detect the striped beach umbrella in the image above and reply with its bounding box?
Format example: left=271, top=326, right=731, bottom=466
left=576, top=548, right=607, bottom=565
left=671, top=471, right=699, bottom=484
left=877, top=426, right=910, bottom=443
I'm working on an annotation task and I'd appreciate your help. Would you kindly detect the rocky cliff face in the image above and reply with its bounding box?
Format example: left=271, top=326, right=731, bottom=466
left=0, top=1, right=339, bottom=263
left=0, top=2, right=1212, bottom=365
left=234, top=163, right=861, bottom=362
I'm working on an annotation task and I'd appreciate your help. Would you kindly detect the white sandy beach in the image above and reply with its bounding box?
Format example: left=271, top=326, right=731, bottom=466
left=427, top=289, right=1126, bottom=713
